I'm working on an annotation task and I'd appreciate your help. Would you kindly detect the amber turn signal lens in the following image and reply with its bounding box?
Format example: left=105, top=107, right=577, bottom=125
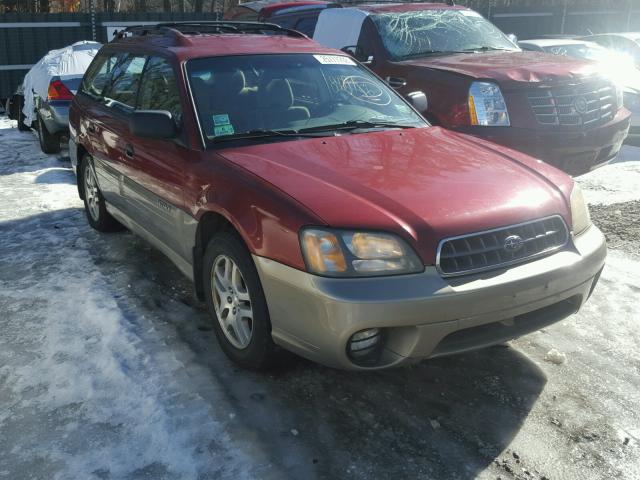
left=301, top=230, right=347, bottom=274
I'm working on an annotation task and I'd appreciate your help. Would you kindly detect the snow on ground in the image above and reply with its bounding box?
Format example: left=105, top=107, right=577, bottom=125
left=577, top=144, right=640, bottom=205
left=0, top=115, right=639, bottom=479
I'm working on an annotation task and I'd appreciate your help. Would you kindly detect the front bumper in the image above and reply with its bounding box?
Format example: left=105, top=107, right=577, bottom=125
left=38, top=100, right=70, bottom=136
left=455, top=109, right=631, bottom=176
left=255, top=225, right=606, bottom=370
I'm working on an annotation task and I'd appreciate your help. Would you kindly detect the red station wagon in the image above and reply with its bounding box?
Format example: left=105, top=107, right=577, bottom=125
left=69, top=22, right=606, bottom=370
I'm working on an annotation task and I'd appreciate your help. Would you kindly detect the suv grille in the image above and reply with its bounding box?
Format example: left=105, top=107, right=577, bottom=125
left=527, top=80, right=617, bottom=130
left=437, top=216, right=569, bottom=277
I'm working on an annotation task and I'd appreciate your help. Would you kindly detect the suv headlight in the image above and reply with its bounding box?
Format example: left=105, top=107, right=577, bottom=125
left=570, top=185, right=592, bottom=235
left=300, top=228, right=423, bottom=277
left=468, top=81, right=510, bottom=126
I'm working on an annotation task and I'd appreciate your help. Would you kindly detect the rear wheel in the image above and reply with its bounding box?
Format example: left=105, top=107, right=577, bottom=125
left=80, top=155, right=122, bottom=232
left=203, top=231, right=278, bottom=370
left=37, top=114, right=60, bottom=154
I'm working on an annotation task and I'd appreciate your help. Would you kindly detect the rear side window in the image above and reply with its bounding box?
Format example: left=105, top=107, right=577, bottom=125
left=103, top=54, right=146, bottom=113
left=137, top=56, right=183, bottom=124
left=81, top=53, right=117, bottom=99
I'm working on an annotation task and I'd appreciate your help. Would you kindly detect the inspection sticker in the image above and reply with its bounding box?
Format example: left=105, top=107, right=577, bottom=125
left=313, top=54, right=356, bottom=66
left=214, top=124, right=235, bottom=136
left=213, top=114, right=230, bottom=126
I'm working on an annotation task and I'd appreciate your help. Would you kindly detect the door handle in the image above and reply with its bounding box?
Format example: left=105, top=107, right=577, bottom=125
left=124, top=144, right=135, bottom=158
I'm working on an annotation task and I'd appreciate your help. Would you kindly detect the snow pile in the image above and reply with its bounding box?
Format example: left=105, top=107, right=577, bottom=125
left=544, top=349, right=567, bottom=365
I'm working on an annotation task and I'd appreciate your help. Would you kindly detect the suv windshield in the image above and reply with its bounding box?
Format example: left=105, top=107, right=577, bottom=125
left=186, top=54, right=426, bottom=145
left=371, top=9, right=519, bottom=60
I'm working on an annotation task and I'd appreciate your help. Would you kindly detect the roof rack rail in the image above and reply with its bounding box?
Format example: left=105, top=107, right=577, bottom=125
left=115, top=21, right=307, bottom=41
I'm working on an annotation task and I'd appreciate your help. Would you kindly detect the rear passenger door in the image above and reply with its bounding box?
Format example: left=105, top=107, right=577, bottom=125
left=124, top=56, right=190, bottom=263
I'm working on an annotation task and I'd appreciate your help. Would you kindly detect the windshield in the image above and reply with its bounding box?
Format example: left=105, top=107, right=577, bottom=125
left=542, top=43, right=610, bottom=62
left=371, top=9, right=519, bottom=60
left=186, top=54, right=426, bottom=146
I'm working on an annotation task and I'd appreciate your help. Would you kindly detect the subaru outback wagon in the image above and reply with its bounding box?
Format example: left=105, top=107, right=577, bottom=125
left=69, top=22, right=606, bottom=370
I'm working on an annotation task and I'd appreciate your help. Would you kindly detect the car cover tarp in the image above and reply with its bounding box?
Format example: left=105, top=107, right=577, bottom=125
left=22, top=41, right=101, bottom=127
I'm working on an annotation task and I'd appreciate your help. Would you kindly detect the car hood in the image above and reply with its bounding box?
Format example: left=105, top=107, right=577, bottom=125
left=217, top=127, right=573, bottom=264
left=402, top=51, right=600, bottom=85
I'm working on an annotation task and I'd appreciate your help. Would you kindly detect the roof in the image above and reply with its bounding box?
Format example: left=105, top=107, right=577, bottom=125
left=585, top=32, right=640, bottom=42
left=110, top=25, right=339, bottom=60
left=259, top=1, right=329, bottom=15
left=351, top=2, right=467, bottom=14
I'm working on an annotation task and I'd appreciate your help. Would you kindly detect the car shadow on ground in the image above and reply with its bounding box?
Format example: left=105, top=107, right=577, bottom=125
left=1, top=205, right=548, bottom=479
left=34, top=165, right=75, bottom=185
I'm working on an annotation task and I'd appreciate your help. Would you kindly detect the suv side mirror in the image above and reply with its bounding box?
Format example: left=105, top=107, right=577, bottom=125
left=129, top=110, right=177, bottom=139
left=507, top=33, right=518, bottom=45
left=407, top=91, right=428, bottom=113
left=341, top=45, right=373, bottom=65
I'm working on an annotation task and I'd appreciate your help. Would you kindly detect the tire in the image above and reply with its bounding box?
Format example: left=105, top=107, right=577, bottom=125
left=17, top=96, right=30, bottom=132
left=37, top=114, right=61, bottom=154
left=80, top=155, right=122, bottom=232
left=203, top=231, right=278, bottom=370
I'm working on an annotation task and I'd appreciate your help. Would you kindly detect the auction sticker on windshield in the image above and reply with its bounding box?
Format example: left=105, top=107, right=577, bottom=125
left=314, top=55, right=356, bottom=66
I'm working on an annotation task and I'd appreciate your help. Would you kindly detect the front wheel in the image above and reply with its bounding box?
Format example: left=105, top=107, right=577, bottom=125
left=203, top=231, right=278, bottom=370
left=80, top=155, right=122, bottom=232
left=37, top=114, right=60, bottom=154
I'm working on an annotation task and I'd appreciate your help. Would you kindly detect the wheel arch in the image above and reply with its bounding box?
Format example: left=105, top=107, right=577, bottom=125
left=193, top=210, right=248, bottom=301
left=75, top=144, right=90, bottom=200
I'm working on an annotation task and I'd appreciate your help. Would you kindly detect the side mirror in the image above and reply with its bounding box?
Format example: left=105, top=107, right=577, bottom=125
left=340, top=45, right=373, bottom=65
left=507, top=33, right=518, bottom=45
left=407, top=91, right=428, bottom=113
left=129, top=110, right=177, bottom=139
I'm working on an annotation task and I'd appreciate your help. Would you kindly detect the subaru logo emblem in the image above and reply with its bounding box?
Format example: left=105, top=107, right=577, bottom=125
left=574, top=96, right=588, bottom=115
left=504, top=235, right=524, bottom=253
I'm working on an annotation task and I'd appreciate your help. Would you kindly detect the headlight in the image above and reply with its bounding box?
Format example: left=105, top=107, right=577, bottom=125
left=468, top=81, right=510, bottom=126
left=300, top=228, right=423, bottom=277
left=570, top=185, right=592, bottom=235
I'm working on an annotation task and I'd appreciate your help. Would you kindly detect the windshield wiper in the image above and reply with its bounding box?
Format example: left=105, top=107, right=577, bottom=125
left=211, top=129, right=323, bottom=143
left=458, top=46, right=515, bottom=53
left=296, top=120, right=416, bottom=134
left=400, top=50, right=467, bottom=59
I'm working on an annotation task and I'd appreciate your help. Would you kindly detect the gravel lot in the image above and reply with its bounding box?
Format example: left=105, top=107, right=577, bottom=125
left=0, top=116, right=638, bottom=480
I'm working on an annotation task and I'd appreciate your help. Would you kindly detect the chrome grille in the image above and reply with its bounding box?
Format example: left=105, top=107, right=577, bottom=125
left=528, top=80, right=617, bottom=130
left=437, top=216, right=569, bottom=277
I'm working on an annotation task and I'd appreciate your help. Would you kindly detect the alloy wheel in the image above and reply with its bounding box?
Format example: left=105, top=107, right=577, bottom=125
left=84, top=163, right=100, bottom=221
left=211, top=254, right=254, bottom=349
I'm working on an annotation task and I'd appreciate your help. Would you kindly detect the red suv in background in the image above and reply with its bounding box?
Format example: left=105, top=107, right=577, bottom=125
left=69, top=22, right=606, bottom=371
left=269, top=2, right=631, bottom=176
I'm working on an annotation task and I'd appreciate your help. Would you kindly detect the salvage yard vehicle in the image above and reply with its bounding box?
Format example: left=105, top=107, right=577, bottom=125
left=69, top=21, right=606, bottom=371
left=20, top=41, right=101, bottom=153
left=275, top=2, right=631, bottom=176
left=519, top=38, right=640, bottom=144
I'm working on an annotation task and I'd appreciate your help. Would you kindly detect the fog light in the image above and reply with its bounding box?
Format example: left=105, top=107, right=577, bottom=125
left=348, top=328, right=381, bottom=356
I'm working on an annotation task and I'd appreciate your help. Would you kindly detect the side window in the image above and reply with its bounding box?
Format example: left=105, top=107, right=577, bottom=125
left=103, top=54, right=146, bottom=114
left=294, top=16, right=318, bottom=37
left=81, top=53, right=117, bottom=99
left=137, top=56, right=183, bottom=125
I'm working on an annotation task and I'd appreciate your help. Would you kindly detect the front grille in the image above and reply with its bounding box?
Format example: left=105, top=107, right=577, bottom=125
left=528, top=80, right=617, bottom=130
left=437, top=216, right=569, bottom=276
